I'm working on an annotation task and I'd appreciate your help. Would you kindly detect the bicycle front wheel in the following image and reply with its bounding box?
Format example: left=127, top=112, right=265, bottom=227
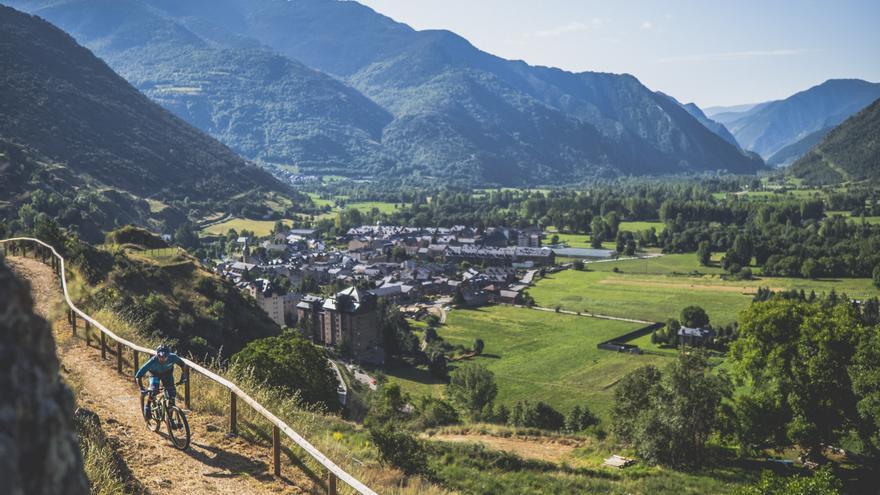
left=166, top=407, right=190, bottom=450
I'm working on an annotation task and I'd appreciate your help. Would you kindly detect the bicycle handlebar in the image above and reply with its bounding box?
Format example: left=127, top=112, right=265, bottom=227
left=141, top=381, right=187, bottom=395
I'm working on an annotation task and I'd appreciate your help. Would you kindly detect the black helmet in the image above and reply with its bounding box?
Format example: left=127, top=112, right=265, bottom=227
left=156, top=344, right=170, bottom=358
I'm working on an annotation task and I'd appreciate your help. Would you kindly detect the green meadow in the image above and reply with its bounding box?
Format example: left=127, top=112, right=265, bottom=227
left=531, top=254, right=877, bottom=327
left=344, top=201, right=402, bottom=214
left=200, top=217, right=296, bottom=237
left=387, top=305, right=667, bottom=417
left=547, top=221, right=665, bottom=249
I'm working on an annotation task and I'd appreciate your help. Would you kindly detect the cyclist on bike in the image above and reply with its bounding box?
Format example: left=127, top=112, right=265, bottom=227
left=135, top=344, right=186, bottom=419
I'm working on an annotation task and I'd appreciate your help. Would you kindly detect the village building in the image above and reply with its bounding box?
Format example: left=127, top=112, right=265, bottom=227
left=677, top=326, right=716, bottom=346
left=295, top=287, right=384, bottom=364
left=247, top=278, right=286, bottom=327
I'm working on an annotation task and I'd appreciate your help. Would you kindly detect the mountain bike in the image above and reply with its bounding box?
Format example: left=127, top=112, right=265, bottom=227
left=140, top=382, right=191, bottom=450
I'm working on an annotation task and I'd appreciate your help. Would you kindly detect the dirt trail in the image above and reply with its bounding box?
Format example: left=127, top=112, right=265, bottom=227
left=426, top=433, right=579, bottom=463
left=8, top=256, right=316, bottom=495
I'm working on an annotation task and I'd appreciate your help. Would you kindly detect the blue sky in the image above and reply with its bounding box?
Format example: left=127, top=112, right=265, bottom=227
left=358, top=0, right=880, bottom=108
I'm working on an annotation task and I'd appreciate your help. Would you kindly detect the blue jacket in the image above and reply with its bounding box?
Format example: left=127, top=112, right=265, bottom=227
left=135, top=353, right=184, bottom=379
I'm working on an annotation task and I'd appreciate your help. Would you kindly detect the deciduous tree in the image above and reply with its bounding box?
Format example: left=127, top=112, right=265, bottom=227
left=447, top=363, right=497, bottom=420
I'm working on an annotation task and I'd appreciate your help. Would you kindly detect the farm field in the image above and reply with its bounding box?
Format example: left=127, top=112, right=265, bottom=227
left=588, top=253, right=728, bottom=275
left=549, top=232, right=615, bottom=250
left=200, top=217, right=296, bottom=237
left=826, top=210, right=880, bottom=224
left=344, top=201, right=402, bottom=214
left=548, top=221, right=664, bottom=248
left=146, top=199, right=168, bottom=213
left=619, top=220, right=666, bottom=233
left=305, top=193, right=402, bottom=214
left=388, top=306, right=668, bottom=417
left=711, top=188, right=826, bottom=201
left=531, top=255, right=878, bottom=327
left=306, top=192, right=337, bottom=207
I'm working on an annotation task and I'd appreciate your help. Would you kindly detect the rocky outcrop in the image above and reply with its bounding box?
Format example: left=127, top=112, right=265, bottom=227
left=0, top=253, right=89, bottom=495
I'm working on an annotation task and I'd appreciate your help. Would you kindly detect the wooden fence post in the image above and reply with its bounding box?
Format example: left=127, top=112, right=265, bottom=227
left=273, top=426, right=281, bottom=477
left=327, top=470, right=337, bottom=495
left=134, top=350, right=139, bottom=374
left=116, top=342, right=123, bottom=374
left=70, top=309, right=76, bottom=336
left=85, top=320, right=91, bottom=346
left=229, top=391, right=238, bottom=436
left=184, top=366, right=191, bottom=410
left=100, top=331, right=107, bottom=360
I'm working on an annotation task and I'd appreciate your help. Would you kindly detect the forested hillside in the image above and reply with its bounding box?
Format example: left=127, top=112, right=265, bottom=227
left=18, top=0, right=396, bottom=175
left=714, top=79, right=880, bottom=159
left=789, top=97, right=880, bottom=184
left=10, top=0, right=765, bottom=184
left=0, top=5, right=293, bottom=239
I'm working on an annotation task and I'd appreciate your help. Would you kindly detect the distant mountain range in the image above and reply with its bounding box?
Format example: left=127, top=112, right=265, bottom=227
left=657, top=93, right=740, bottom=149
left=788, top=97, right=880, bottom=184
left=766, top=127, right=833, bottom=167
left=0, top=5, right=290, bottom=236
left=710, top=79, right=880, bottom=162
left=7, top=0, right=764, bottom=184
left=704, top=103, right=762, bottom=118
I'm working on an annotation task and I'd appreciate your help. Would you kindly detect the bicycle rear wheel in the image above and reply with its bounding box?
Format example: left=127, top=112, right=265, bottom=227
left=140, top=394, right=161, bottom=432
left=166, top=406, right=190, bottom=450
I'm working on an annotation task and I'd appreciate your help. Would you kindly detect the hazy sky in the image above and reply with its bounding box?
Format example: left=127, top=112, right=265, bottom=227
left=358, top=0, right=880, bottom=108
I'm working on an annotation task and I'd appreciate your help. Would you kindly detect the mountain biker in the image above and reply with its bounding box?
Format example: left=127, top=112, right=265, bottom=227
left=135, top=344, right=186, bottom=420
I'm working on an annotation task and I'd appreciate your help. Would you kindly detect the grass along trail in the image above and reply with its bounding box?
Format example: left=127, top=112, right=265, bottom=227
left=8, top=256, right=316, bottom=495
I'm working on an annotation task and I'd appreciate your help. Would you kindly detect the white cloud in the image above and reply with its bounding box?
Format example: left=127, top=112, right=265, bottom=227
left=533, top=18, right=605, bottom=38
left=640, top=20, right=654, bottom=30
left=657, top=49, right=806, bottom=63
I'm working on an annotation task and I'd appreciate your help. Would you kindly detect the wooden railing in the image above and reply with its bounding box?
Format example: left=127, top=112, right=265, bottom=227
left=1, top=238, right=378, bottom=495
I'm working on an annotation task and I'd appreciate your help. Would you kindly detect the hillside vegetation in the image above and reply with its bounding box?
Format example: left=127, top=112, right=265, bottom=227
left=789, top=97, right=880, bottom=184
left=0, top=5, right=294, bottom=239
left=61, top=227, right=282, bottom=358
left=11, top=0, right=765, bottom=184
left=714, top=79, right=880, bottom=159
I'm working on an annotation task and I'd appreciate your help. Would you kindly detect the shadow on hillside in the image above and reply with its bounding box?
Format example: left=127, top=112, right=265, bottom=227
left=387, top=364, right=446, bottom=386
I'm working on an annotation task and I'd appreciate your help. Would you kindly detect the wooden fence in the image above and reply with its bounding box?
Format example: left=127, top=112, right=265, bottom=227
left=1, top=237, right=377, bottom=495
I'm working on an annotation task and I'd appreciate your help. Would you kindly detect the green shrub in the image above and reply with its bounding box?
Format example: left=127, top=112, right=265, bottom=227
left=413, top=396, right=460, bottom=430
left=733, top=466, right=841, bottom=495
left=105, top=226, right=167, bottom=248
left=232, top=331, right=340, bottom=410
left=508, top=400, right=565, bottom=431
left=447, top=363, right=497, bottom=421
left=369, top=423, right=429, bottom=475
left=564, top=405, right=599, bottom=433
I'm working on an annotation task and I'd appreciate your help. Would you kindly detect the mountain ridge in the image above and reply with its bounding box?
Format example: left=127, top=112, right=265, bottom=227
left=788, top=97, right=880, bottom=184
left=9, top=0, right=765, bottom=183
left=713, top=79, right=880, bottom=159
left=0, top=4, right=292, bottom=239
